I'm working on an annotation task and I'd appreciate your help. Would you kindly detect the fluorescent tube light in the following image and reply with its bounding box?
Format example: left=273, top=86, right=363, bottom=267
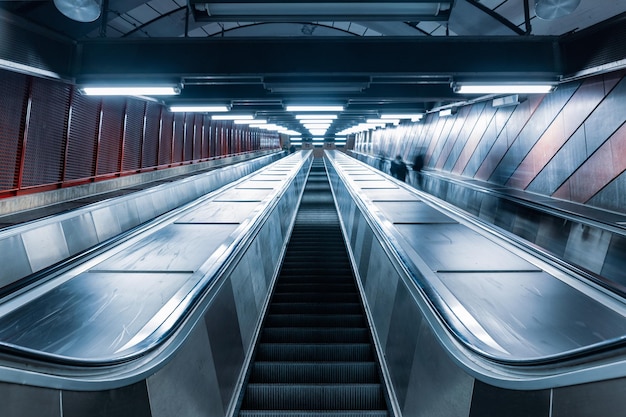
left=296, top=114, right=338, bottom=120
left=234, top=119, right=267, bottom=124
left=211, top=114, right=254, bottom=120
left=454, top=84, right=555, bottom=94
left=308, top=129, right=328, bottom=136
left=303, top=124, right=331, bottom=129
left=82, top=86, right=181, bottom=96
left=286, top=105, right=344, bottom=112
left=169, top=105, right=229, bottom=112
left=298, top=119, right=335, bottom=124
left=439, top=108, right=454, bottom=117
left=367, top=118, right=400, bottom=125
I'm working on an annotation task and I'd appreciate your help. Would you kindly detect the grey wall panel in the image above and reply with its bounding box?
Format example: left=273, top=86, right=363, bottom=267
left=563, top=223, right=611, bottom=274
left=365, top=241, right=400, bottom=348
left=403, top=320, right=474, bottom=417
left=205, top=279, right=245, bottom=412
left=92, top=206, right=123, bottom=242
left=148, top=322, right=224, bottom=417
left=384, top=280, right=423, bottom=410
left=61, top=213, right=99, bottom=256
left=21, top=223, right=70, bottom=272
left=552, top=376, right=626, bottom=417
left=469, top=380, right=550, bottom=417
left=0, top=235, right=32, bottom=287
left=114, top=199, right=141, bottom=232
left=62, top=381, right=151, bottom=417
left=0, top=382, right=60, bottom=417
left=230, top=255, right=261, bottom=352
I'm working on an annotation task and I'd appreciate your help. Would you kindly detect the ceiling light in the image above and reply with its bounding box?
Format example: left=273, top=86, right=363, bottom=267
left=454, top=83, right=555, bottom=94
left=81, top=86, right=181, bottom=96
left=296, top=114, right=338, bottom=120
left=298, top=119, right=335, bottom=124
left=381, top=113, right=423, bottom=121
left=211, top=114, right=254, bottom=120
left=234, top=119, right=267, bottom=124
left=439, top=108, right=455, bottom=117
left=367, top=118, right=400, bottom=125
left=308, top=129, right=328, bottom=136
left=169, top=105, right=229, bottom=112
left=303, top=123, right=331, bottom=129
left=286, top=105, right=344, bottom=112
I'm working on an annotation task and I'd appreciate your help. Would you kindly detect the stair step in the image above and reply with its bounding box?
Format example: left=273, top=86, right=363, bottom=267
left=240, top=411, right=389, bottom=417
left=275, top=283, right=356, bottom=293
left=241, top=384, right=386, bottom=410
left=271, top=293, right=360, bottom=303
left=256, top=343, right=375, bottom=362
left=250, top=362, right=379, bottom=383
left=269, top=302, right=362, bottom=315
left=261, top=328, right=370, bottom=343
left=265, top=314, right=365, bottom=328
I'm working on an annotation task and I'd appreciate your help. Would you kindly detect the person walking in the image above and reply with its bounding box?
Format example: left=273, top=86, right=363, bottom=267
left=390, top=155, right=408, bottom=182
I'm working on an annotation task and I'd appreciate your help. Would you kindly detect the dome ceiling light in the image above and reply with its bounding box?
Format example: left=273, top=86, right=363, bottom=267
left=534, top=0, right=581, bottom=20
left=53, top=0, right=102, bottom=22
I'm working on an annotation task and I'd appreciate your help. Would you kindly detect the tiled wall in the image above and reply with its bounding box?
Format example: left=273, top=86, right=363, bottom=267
left=357, top=69, right=626, bottom=215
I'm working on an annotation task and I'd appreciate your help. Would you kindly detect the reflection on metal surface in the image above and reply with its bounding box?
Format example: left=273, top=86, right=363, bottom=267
left=375, top=201, right=457, bottom=224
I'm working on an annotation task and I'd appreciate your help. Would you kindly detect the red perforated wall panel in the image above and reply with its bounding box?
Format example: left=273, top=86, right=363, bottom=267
left=142, top=102, right=161, bottom=168
left=184, top=113, right=194, bottom=161
left=97, top=98, right=125, bottom=176
left=0, top=71, right=28, bottom=190
left=122, top=100, right=145, bottom=172
left=22, top=78, right=71, bottom=187
left=172, top=114, right=184, bottom=163
left=65, top=90, right=100, bottom=181
left=159, top=111, right=174, bottom=166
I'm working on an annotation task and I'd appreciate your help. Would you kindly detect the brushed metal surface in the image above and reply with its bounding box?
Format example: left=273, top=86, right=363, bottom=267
left=216, top=187, right=274, bottom=202
left=92, top=224, right=238, bottom=272
left=360, top=188, right=421, bottom=201
left=176, top=201, right=260, bottom=224
left=438, top=271, right=626, bottom=360
left=61, top=213, right=99, bottom=256
left=0, top=235, right=32, bottom=288
left=395, top=223, right=539, bottom=272
left=0, top=271, right=194, bottom=358
left=375, top=201, right=457, bottom=224
left=21, top=223, right=70, bottom=272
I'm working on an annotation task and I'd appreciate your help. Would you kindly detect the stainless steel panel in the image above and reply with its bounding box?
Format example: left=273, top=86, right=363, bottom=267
left=437, top=271, right=626, bottom=360
left=0, top=235, right=32, bottom=288
left=114, top=200, right=141, bottom=231
left=360, top=188, right=421, bottom=201
left=469, top=380, right=550, bottom=417
left=216, top=188, right=274, bottom=202
left=252, top=175, right=287, bottom=180
left=243, top=240, right=269, bottom=311
left=204, top=280, right=245, bottom=411
left=395, top=224, right=539, bottom=272
left=135, top=194, right=158, bottom=224
left=61, top=213, right=99, bottom=256
left=147, top=322, right=224, bottom=417
left=91, top=206, right=123, bottom=241
left=0, top=271, right=194, bottom=358
left=601, top=234, right=626, bottom=288
left=384, top=280, right=423, bottom=409
left=564, top=223, right=611, bottom=274
left=230, top=256, right=260, bottom=351
left=62, top=381, right=151, bottom=417
left=22, top=223, right=70, bottom=272
left=93, top=224, right=238, bottom=272
left=552, top=376, right=626, bottom=417
left=375, top=201, right=457, bottom=224
left=176, top=201, right=260, bottom=224
left=349, top=175, right=384, bottom=181
left=403, top=320, right=473, bottom=417
left=354, top=182, right=399, bottom=189
left=0, top=382, right=60, bottom=417
left=365, top=240, right=399, bottom=347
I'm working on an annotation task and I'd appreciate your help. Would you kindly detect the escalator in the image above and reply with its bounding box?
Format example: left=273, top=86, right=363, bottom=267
left=237, top=158, right=391, bottom=416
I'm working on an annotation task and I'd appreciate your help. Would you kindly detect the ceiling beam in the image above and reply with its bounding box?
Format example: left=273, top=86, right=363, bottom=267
left=75, top=36, right=560, bottom=82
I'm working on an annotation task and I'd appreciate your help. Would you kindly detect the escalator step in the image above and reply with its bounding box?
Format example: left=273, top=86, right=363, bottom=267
left=256, top=343, right=375, bottom=362
left=269, top=302, right=362, bottom=314
left=261, top=328, right=370, bottom=343
left=250, top=362, right=380, bottom=383
left=265, top=314, right=365, bottom=328
left=275, top=283, right=356, bottom=293
left=241, top=384, right=386, bottom=410
left=271, top=293, right=360, bottom=303
left=240, top=411, right=389, bottom=417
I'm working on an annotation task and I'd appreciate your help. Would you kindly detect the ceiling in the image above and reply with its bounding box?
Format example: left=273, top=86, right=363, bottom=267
left=1, top=0, right=626, bottom=138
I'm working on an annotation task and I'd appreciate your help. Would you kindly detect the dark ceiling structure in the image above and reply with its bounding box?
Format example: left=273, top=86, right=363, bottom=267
left=1, top=0, right=625, bottom=138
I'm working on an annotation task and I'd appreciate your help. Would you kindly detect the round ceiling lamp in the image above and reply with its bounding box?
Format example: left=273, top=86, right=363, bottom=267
left=534, top=0, right=581, bottom=20
left=54, top=0, right=102, bottom=22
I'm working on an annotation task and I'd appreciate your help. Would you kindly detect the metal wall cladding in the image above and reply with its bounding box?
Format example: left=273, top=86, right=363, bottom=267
left=66, top=91, right=100, bottom=181
left=22, top=78, right=70, bottom=187
left=122, top=100, right=145, bottom=172
left=0, top=71, right=28, bottom=190
left=97, top=98, right=125, bottom=176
